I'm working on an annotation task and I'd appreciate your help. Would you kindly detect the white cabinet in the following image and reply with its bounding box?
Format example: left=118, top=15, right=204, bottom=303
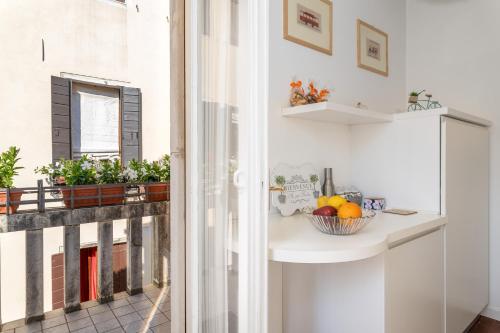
left=442, top=117, right=489, bottom=333
left=386, top=228, right=444, bottom=333
left=352, top=112, right=490, bottom=332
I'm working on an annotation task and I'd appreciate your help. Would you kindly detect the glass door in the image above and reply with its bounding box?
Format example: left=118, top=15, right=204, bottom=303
left=186, top=0, right=268, bottom=332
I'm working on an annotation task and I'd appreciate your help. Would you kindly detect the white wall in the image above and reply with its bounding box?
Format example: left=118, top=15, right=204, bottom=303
left=268, top=0, right=407, bottom=188
left=127, top=0, right=171, bottom=161
left=406, top=0, right=500, bottom=320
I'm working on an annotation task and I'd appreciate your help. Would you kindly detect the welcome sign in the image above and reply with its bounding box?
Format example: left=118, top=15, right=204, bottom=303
left=270, top=163, right=321, bottom=216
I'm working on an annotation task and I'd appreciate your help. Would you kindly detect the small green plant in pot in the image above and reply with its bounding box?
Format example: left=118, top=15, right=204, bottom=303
left=275, top=175, right=287, bottom=204
left=310, top=174, right=320, bottom=198
left=127, top=155, right=170, bottom=202
left=0, top=147, right=24, bottom=214
left=409, top=91, right=420, bottom=104
left=95, top=159, right=127, bottom=205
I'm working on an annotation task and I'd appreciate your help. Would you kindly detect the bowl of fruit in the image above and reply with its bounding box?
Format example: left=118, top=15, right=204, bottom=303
left=305, top=195, right=376, bottom=235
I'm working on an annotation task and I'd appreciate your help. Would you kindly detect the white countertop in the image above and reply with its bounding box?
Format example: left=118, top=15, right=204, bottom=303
left=269, top=211, right=447, bottom=264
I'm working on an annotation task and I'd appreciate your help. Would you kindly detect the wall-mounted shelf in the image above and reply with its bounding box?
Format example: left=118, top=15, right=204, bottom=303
left=393, top=107, right=492, bottom=127
left=282, top=102, right=393, bottom=125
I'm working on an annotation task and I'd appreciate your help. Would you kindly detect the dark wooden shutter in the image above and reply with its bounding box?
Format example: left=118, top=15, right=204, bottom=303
left=121, top=87, right=142, bottom=165
left=51, top=76, right=72, bottom=162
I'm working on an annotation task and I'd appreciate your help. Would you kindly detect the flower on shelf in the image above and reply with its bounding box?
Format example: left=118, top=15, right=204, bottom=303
left=289, top=79, right=331, bottom=106
left=290, top=80, right=307, bottom=106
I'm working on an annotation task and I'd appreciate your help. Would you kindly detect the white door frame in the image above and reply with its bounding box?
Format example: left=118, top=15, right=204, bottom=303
left=170, top=0, right=186, bottom=331
left=184, top=0, right=269, bottom=332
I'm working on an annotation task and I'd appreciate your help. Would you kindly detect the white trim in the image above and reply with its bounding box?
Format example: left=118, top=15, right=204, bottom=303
left=185, top=0, right=198, bottom=330
left=60, top=72, right=131, bottom=87
left=237, top=0, right=269, bottom=332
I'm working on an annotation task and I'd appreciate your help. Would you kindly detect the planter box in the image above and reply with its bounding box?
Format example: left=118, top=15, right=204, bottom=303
left=143, top=183, right=170, bottom=202
left=0, top=190, right=23, bottom=214
left=61, top=185, right=125, bottom=209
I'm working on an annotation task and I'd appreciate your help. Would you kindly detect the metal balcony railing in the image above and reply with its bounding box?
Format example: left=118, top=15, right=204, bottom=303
left=0, top=181, right=170, bottom=214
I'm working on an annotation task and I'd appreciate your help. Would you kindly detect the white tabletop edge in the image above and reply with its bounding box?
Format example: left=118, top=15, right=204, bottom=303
left=268, top=212, right=447, bottom=264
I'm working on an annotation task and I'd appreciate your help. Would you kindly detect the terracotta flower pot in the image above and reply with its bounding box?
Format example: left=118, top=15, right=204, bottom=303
left=61, top=185, right=125, bottom=209
left=143, top=183, right=170, bottom=202
left=0, top=190, right=23, bottom=214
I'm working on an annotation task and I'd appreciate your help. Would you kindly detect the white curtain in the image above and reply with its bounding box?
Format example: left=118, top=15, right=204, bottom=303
left=198, top=0, right=240, bottom=332
left=71, top=84, right=120, bottom=159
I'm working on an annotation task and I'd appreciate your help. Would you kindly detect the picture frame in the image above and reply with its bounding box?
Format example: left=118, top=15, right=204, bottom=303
left=357, top=19, right=388, bottom=76
left=283, top=0, right=333, bottom=56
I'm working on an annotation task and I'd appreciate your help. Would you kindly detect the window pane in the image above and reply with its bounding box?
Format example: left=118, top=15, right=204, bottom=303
left=71, top=84, right=120, bottom=159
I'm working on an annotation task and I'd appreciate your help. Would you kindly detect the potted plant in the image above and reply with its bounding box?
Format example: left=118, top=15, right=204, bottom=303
left=275, top=175, right=287, bottom=204
left=127, top=154, right=170, bottom=202
left=0, top=147, right=24, bottom=214
left=409, top=91, right=419, bottom=103
left=95, top=159, right=126, bottom=205
left=310, top=174, right=320, bottom=198
left=37, top=156, right=127, bottom=208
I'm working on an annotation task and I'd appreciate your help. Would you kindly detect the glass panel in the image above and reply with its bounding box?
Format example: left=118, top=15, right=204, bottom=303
left=195, top=0, right=242, bottom=331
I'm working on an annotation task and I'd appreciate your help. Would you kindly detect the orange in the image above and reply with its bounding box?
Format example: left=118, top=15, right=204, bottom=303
left=338, top=202, right=362, bottom=219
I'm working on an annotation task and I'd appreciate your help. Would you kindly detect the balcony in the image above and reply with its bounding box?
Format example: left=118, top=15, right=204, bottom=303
left=0, top=184, right=171, bottom=332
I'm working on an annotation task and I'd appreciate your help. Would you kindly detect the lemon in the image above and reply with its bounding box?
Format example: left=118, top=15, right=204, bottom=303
left=327, top=195, right=347, bottom=209
left=317, top=196, right=329, bottom=208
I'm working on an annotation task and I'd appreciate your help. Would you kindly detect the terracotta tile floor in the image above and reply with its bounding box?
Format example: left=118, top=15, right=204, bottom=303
left=470, top=316, right=500, bottom=333
left=1, top=285, right=170, bottom=333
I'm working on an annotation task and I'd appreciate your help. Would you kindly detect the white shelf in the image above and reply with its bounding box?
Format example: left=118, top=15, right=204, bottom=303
left=282, top=102, right=393, bottom=125
left=393, top=107, right=492, bottom=127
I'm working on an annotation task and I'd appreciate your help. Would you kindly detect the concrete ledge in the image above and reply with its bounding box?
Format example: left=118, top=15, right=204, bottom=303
left=0, top=202, right=168, bottom=232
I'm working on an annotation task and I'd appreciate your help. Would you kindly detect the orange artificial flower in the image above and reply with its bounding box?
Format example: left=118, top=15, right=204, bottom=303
left=290, top=80, right=302, bottom=89
left=308, top=82, right=318, bottom=96
left=319, top=89, right=330, bottom=98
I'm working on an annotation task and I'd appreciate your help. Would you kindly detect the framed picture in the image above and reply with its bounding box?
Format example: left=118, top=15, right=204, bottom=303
left=283, top=0, right=333, bottom=55
left=357, top=19, right=388, bottom=76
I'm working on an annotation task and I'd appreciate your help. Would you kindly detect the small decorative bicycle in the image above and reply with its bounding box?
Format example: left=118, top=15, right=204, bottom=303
left=407, top=90, right=442, bottom=112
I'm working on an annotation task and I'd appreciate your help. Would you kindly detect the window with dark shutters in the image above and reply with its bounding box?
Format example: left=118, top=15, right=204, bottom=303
left=51, top=77, right=142, bottom=165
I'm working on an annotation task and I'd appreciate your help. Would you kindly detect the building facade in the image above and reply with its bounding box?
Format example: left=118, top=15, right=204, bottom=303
left=0, top=0, right=170, bottom=322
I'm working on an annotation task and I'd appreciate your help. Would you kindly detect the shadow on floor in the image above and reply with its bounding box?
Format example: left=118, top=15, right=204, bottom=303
left=1, top=285, right=170, bottom=333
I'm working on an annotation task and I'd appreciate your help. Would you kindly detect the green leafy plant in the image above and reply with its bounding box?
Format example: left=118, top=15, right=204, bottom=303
left=0, top=147, right=23, bottom=188
left=35, top=160, right=64, bottom=185
left=410, top=91, right=419, bottom=96
left=37, top=155, right=97, bottom=186
left=96, top=159, right=125, bottom=184
left=126, top=155, right=170, bottom=183
left=158, top=155, right=171, bottom=182
left=60, top=155, right=97, bottom=186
